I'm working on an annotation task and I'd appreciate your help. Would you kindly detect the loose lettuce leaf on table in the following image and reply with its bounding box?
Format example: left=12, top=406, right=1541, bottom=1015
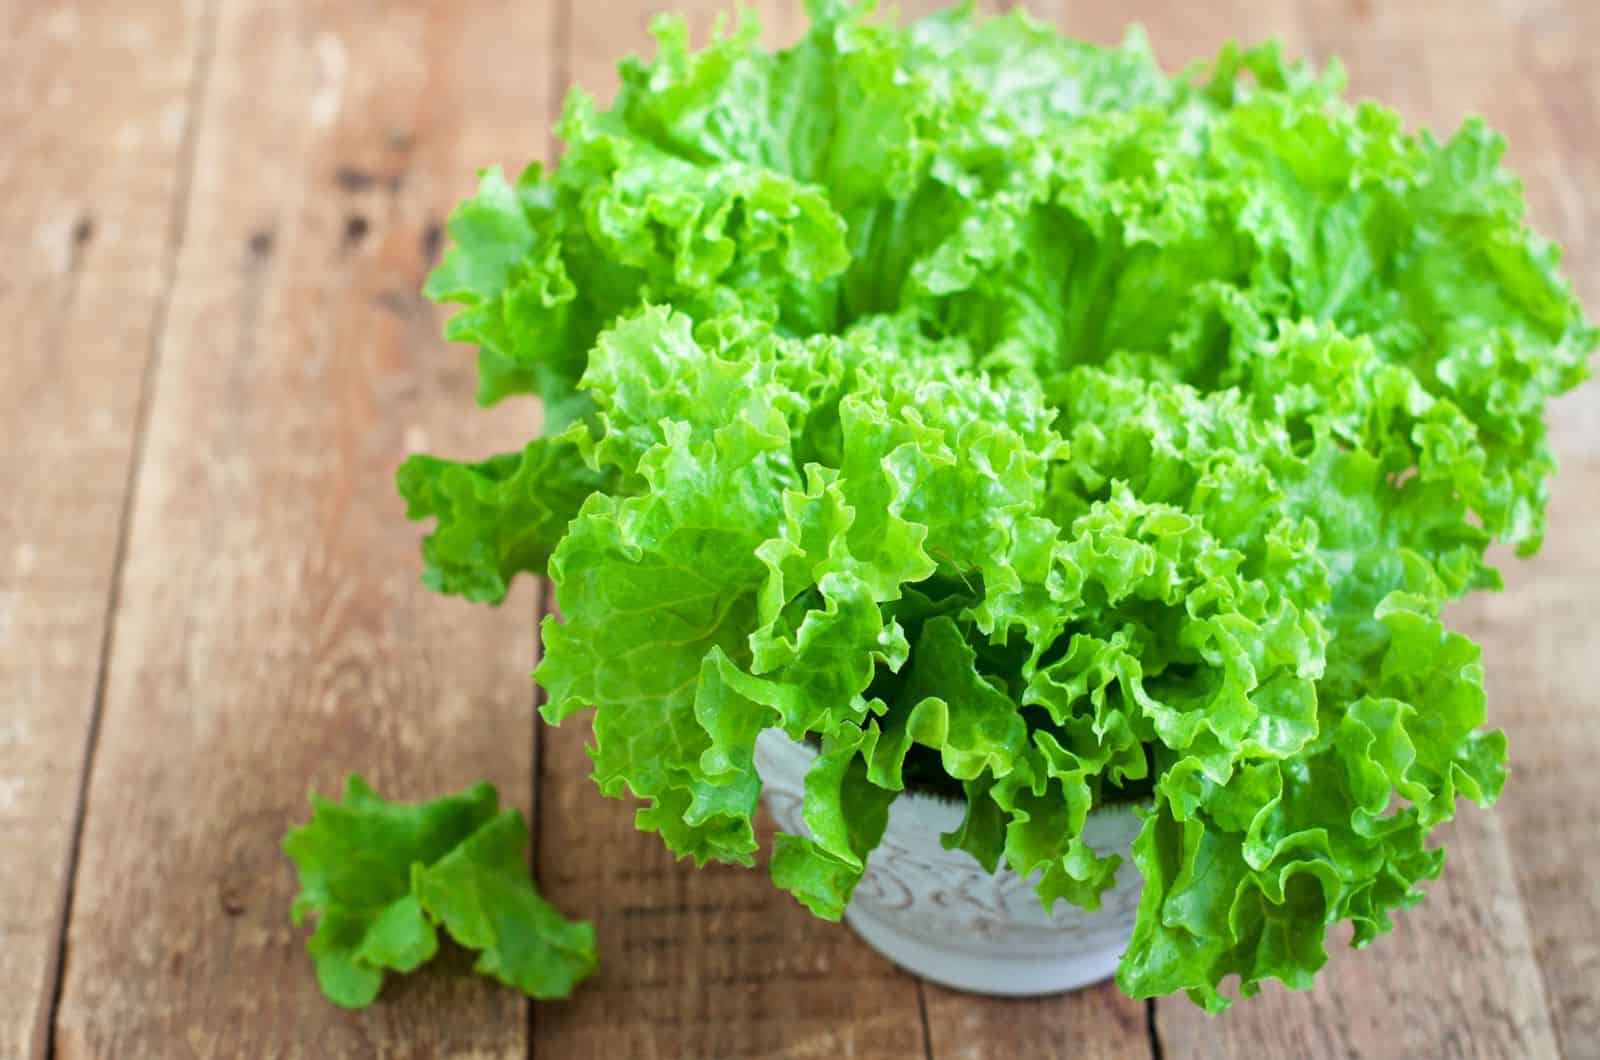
left=284, top=776, right=595, bottom=1008
left=415, top=811, right=599, bottom=1000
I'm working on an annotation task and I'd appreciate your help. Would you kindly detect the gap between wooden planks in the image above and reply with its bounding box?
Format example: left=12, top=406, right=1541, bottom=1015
left=0, top=1, right=212, bottom=1056
left=45, top=0, right=559, bottom=1056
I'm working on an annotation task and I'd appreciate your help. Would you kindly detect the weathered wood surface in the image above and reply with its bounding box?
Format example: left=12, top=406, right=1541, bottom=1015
left=0, top=1, right=211, bottom=1057
left=7, top=0, right=1597, bottom=1057
left=42, top=0, right=556, bottom=1056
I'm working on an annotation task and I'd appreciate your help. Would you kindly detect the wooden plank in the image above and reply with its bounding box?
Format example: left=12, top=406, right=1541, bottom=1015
left=1023, top=0, right=1308, bottom=57
left=1152, top=1, right=1572, bottom=1057
left=1478, top=8, right=1600, bottom=1056
left=50, top=0, right=558, bottom=1055
left=1530, top=19, right=1600, bottom=467
left=1438, top=14, right=1600, bottom=1056
left=0, top=2, right=210, bottom=1057
left=531, top=4, right=930, bottom=1057
left=1453, top=460, right=1600, bottom=1059
left=923, top=981, right=1149, bottom=1060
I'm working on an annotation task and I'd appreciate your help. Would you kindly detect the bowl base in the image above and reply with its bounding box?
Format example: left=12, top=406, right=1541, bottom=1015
left=844, top=903, right=1123, bottom=997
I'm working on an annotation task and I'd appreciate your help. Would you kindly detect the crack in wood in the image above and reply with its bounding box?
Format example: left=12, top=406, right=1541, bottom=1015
left=37, top=0, right=224, bottom=1056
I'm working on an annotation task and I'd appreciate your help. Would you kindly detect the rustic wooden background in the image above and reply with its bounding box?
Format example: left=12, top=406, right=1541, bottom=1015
left=4, top=0, right=1596, bottom=1056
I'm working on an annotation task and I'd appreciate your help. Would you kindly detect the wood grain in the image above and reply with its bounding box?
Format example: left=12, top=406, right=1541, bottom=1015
left=1454, top=460, right=1600, bottom=1060
left=47, top=0, right=556, bottom=1055
left=0, top=2, right=210, bottom=1057
left=1475, top=25, right=1600, bottom=1041
left=922, top=981, right=1150, bottom=1060
left=1020, top=0, right=1309, bottom=58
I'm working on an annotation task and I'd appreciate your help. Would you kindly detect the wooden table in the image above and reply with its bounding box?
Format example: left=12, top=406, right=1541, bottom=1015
left=5, top=0, right=1596, bottom=1056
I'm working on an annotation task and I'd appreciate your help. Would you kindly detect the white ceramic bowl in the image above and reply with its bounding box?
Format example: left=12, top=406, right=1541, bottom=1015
left=753, top=729, right=1146, bottom=996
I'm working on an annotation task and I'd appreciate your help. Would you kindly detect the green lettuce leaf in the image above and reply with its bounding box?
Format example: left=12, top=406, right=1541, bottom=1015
left=398, top=433, right=611, bottom=603
left=284, top=776, right=595, bottom=1007
left=414, top=811, right=599, bottom=1000
left=409, top=0, right=1593, bottom=1007
left=770, top=724, right=896, bottom=919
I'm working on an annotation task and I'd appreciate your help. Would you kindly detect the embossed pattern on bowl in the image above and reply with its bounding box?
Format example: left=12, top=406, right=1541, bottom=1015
left=754, top=729, right=1146, bottom=996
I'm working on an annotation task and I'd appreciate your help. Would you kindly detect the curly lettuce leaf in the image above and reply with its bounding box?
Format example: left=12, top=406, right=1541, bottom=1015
left=414, top=810, right=598, bottom=1000
left=398, top=433, right=611, bottom=603
left=283, top=776, right=495, bottom=1007
left=284, top=776, right=595, bottom=1007
left=408, top=0, right=1593, bottom=1008
left=770, top=724, right=896, bottom=919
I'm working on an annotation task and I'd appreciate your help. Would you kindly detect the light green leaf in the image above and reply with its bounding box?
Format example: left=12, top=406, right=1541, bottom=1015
left=283, top=776, right=495, bottom=1007
left=284, top=777, right=594, bottom=1007
left=415, top=811, right=598, bottom=1000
